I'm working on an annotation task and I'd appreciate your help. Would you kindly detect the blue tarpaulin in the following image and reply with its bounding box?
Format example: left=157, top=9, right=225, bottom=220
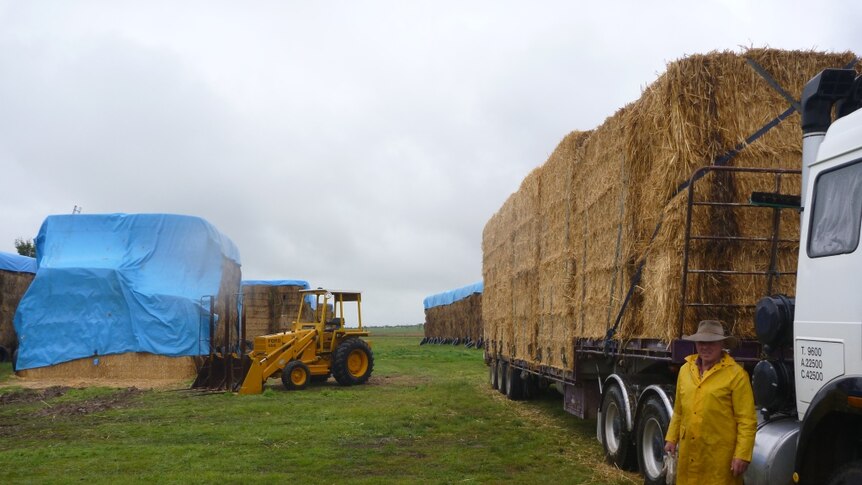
left=0, top=251, right=36, bottom=274
left=14, top=213, right=241, bottom=370
left=423, top=281, right=483, bottom=309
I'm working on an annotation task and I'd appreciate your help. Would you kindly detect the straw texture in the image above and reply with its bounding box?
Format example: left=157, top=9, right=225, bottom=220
left=482, top=48, right=858, bottom=371
left=0, top=269, right=34, bottom=352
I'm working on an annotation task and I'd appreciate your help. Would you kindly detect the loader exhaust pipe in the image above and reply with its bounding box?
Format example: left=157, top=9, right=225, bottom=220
left=799, top=69, right=856, bottom=208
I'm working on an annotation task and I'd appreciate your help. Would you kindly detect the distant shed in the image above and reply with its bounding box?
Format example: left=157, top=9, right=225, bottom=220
left=423, top=282, right=483, bottom=342
left=0, top=252, right=36, bottom=361
left=14, top=213, right=241, bottom=382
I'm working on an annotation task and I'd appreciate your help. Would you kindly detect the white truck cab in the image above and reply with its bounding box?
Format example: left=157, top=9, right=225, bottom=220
left=746, top=68, right=862, bottom=485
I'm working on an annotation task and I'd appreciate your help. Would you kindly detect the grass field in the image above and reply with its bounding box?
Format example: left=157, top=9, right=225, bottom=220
left=0, top=326, right=637, bottom=484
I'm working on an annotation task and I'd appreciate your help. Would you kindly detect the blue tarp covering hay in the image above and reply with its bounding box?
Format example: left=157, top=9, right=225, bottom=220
left=14, top=213, right=241, bottom=373
left=423, top=282, right=483, bottom=341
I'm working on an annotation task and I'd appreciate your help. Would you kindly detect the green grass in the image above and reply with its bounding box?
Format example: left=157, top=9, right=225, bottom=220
left=0, top=327, right=636, bottom=484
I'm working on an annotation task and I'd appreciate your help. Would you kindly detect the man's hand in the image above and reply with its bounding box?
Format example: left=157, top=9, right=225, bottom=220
left=664, top=441, right=676, bottom=454
left=731, top=458, right=749, bottom=477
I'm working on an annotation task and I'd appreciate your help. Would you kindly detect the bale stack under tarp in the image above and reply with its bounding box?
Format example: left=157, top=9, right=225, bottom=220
left=423, top=282, right=483, bottom=342
left=482, top=48, right=859, bottom=370
left=0, top=252, right=36, bottom=360
left=241, top=280, right=315, bottom=337
left=14, top=213, right=241, bottom=382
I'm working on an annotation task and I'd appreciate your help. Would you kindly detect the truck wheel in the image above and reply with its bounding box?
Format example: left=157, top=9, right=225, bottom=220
left=0, top=346, right=8, bottom=362
left=600, top=384, right=636, bottom=470
left=506, top=365, right=525, bottom=400
left=497, top=360, right=508, bottom=395
left=332, top=338, right=374, bottom=386
left=828, top=460, right=862, bottom=485
left=636, top=394, right=670, bottom=484
left=282, top=361, right=310, bottom=390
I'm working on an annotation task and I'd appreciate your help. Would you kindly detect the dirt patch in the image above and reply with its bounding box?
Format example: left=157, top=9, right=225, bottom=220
left=34, top=387, right=142, bottom=417
left=367, top=373, right=432, bottom=387
left=0, top=386, right=71, bottom=405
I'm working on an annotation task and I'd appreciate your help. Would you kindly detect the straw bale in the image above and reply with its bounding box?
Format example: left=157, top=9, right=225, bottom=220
left=241, top=283, right=314, bottom=338
left=211, top=257, right=242, bottom=347
left=423, top=293, right=483, bottom=341
left=0, top=269, right=34, bottom=352
left=482, top=192, right=516, bottom=354
left=16, top=352, right=197, bottom=380
left=482, top=48, right=858, bottom=371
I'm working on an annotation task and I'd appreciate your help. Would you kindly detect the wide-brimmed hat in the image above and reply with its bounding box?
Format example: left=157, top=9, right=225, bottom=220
left=682, top=320, right=738, bottom=347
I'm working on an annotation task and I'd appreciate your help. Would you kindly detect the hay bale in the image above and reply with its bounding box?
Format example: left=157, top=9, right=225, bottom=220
left=423, top=283, right=483, bottom=341
left=482, top=48, right=858, bottom=370
left=0, top=269, right=35, bottom=353
left=16, top=352, right=196, bottom=381
left=240, top=281, right=314, bottom=338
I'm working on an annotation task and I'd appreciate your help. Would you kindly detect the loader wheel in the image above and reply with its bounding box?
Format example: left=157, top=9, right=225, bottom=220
left=333, top=338, right=374, bottom=386
left=282, top=361, right=310, bottom=390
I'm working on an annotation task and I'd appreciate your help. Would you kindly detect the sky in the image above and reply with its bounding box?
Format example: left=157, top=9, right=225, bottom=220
left=1, top=1, right=860, bottom=325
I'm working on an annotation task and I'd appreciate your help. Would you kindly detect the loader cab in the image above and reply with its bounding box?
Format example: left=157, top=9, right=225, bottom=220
left=295, top=289, right=365, bottom=350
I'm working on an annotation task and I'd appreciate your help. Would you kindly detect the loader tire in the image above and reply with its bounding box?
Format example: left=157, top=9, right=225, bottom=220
left=333, top=338, right=374, bottom=386
left=282, top=361, right=311, bottom=390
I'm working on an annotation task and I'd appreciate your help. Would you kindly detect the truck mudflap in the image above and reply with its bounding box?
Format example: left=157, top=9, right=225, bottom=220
left=794, top=375, right=862, bottom=485
left=743, top=415, right=798, bottom=485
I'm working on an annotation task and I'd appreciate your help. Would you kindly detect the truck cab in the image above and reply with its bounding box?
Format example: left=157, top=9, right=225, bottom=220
left=747, top=69, right=862, bottom=485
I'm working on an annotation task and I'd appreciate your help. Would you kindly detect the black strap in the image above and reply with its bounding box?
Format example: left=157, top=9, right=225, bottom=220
left=746, top=58, right=801, bottom=111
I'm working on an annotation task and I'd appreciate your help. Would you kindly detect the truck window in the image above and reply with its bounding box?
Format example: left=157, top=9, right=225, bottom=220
left=809, top=159, right=862, bottom=257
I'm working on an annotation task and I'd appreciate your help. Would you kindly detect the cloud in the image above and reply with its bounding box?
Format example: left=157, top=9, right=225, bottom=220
left=1, top=1, right=860, bottom=324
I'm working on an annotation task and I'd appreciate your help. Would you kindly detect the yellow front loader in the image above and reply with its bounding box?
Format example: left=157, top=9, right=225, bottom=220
left=193, top=289, right=373, bottom=394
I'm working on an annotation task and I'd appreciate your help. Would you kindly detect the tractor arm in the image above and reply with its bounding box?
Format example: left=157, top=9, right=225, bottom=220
left=239, top=329, right=317, bottom=395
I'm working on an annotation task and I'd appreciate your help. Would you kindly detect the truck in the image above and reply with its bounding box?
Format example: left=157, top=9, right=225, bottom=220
left=483, top=53, right=862, bottom=485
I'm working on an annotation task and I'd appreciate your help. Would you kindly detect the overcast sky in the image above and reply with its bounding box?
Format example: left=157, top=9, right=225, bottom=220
left=1, top=1, right=859, bottom=325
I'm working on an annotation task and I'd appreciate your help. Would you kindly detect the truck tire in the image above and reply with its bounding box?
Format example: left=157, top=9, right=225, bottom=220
left=600, top=384, right=637, bottom=470
left=828, top=460, right=862, bottom=485
left=282, top=361, right=310, bottom=390
left=497, top=360, right=508, bottom=395
left=636, top=394, right=670, bottom=484
left=0, top=346, right=7, bottom=363
left=506, top=365, right=525, bottom=400
left=332, top=338, right=374, bottom=386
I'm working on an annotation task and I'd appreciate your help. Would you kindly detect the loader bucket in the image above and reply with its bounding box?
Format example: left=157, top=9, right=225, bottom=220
left=192, top=354, right=251, bottom=392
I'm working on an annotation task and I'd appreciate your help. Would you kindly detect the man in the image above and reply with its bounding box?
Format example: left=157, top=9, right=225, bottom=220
left=664, top=320, right=757, bottom=485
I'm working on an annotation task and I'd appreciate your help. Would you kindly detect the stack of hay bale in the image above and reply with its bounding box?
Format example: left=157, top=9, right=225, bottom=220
left=423, top=282, right=483, bottom=344
left=483, top=48, right=858, bottom=370
left=0, top=251, right=36, bottom=363
left=14, top=213, right=241, bottom=383
left=241, top=280, right=316, bottom=337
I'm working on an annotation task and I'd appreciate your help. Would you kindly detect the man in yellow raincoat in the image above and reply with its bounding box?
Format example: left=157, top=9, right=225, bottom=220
left=664, top=320, right=757, bottom=484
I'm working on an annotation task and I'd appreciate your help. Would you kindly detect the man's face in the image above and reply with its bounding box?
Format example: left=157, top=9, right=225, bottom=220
left=695, top=340, right=723, bottom=365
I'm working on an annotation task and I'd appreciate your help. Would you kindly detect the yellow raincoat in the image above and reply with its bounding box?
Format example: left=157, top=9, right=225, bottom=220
left=665, top=352, right=757, bottom=485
